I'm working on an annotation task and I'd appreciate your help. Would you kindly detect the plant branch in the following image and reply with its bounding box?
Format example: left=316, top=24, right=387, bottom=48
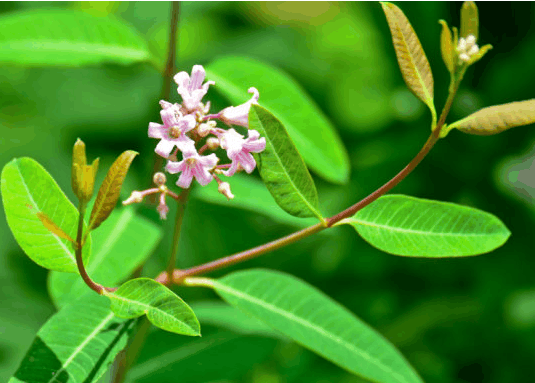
left=166, top=188, right=191, bottom=277
left=75, top=202, right=104, bottom=294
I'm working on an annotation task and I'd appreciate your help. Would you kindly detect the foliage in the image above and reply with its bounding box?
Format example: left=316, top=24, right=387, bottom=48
left=1, top=2, right=534, bottom=383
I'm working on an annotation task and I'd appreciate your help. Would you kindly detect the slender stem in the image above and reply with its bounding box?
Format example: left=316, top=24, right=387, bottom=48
left=76, top=202, right=104, bottom=294
left=166, top=188, right=191, bottom=277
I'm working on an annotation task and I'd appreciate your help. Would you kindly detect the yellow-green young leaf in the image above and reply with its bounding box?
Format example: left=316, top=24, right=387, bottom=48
left=447, top=100, right=535, bottom=136
left=461, top=1, right=479, bottom=39
left=439, top=20, right=454, bottom=73
left=105, top=278, right=200, bottom=336
left=89, top=150, right=137, bottom=231
left=71, top=138, right=87, bottom=198
left=381, top=2, right=435, bottom=117
left=471, top=44, right=493, bottom=64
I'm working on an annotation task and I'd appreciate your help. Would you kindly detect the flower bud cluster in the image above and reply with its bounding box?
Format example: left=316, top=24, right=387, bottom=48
left=457, top=34, right=479, bottom=64
left=124, top=65, right=266, bottom=219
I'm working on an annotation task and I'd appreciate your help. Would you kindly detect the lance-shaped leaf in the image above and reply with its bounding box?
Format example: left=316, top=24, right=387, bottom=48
left=205, top=269, right=423, bottom=383
left=105, top=278, right=200, bottom=336
left=343, top=195, right=510, bottom=257
left=49, top=208, right=162, bottom=308
left=439, top=20, right=454, bottom=73
left=206, top=57, right=350, bottom=184
left=9, top=293, right=133, bottom=383
left=1, top=158, right=91, bottom=273
left=249, top=104, right=323, bottom=221
left=381, top=2, right=436, bottom=121
left=0, top=10, right=153, bottom=67
left=461, top=1, right=479, bottom=39
left=89, top=150, right=137, bottom=231
left=445, top=99, right=535, bottom=136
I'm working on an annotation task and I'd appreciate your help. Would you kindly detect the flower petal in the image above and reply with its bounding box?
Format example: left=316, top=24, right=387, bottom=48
left=189, top=65, right=206, bottom=91
left=155, top=139, right=176, bottom=158
left=177, top=167, right=194, bottom=188
left=166, top=159, right=186, bottom=174
left=148, top=122, right=165, bottom=139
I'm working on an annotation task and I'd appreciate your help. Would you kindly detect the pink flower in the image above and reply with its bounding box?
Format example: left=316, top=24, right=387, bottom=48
left=166, top=149, right=219, bottom=188
left=148, top=103, right=196, bottom=158
left=219, top=128, right=266, bottom=176
left=174, top=65, right=215, bottom=112
left=219, top=87, right=260, bottom=127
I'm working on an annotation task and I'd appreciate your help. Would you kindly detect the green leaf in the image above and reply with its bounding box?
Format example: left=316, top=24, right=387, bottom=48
left=105, top=278, right=200, bottom=336
left=0, top=10, right=154, bottom=67
left=460, top=1, right=479, bottom=40
left=89, top=150, right=137, bottom=231
left=439, top=20, right=454, bottom=73
left=206, top=269, right=423, bottom=383
left=48, top=208, right=162, bottom=308
left=1, top=158, right=91, bottom=273
left=380, top=2, right=436, bottom=124
left=206, top=57, right=349, bottom=184
left=343, top=195, right=511, bottom=257
left=249, top=105, right=323, bottom=220
left=192, top=173, right=317, bottom=227
left=444, top=99, right=535, bottom=136
left=9, top=293, right=134, bottom=383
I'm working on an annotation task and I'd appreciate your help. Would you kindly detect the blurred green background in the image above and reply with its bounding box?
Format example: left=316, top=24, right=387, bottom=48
left=1, top=2, right=535, bottom=382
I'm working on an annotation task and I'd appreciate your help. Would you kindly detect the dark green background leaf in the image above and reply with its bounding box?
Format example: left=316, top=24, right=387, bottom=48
left=0, top=9, right=154, bottom=67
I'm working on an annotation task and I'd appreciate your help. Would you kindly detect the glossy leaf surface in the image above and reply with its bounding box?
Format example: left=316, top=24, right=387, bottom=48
left=1, top=158, right=91, bottom=273
left=49, top=208, right=162, bottom=308
left=105, top=278, right=200, bottom=336
left=89, top=150, right=137, bottom=231
left=0, top=10, right=153, bottom=67
left=381, top=2, right=435, bottom=118
left=211, top=269, right=422, bottom=383
left=446, top=100, right=535, bottom=136
left=206, top=57, right=349, bottom=184
left=249, top=104, right=322, bottom=220
left=345, top=195, right=510, bottom=257
left=9, top=293, right=133, bottom=383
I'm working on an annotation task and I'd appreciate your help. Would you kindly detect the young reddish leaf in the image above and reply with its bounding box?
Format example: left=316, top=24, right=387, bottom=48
left=36, top=212, right=75, bottom=242
left=445, top=100, right=535, bottom=136
left=89, top=150, right=137, bottom=231
left=461, top=1, right=479, bottom=39
left=380, top=2, right=436, bottom=122
left=439, top=20, right=454, bottom=73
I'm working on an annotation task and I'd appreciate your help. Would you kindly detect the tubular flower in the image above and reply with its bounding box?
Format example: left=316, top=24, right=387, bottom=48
left=174, top=65, right=215, bottom=112
left=219, top=87, right=260, bottom=127
left=219, top=128, right=266, bottom=176
left=166, top=149, right=219, bottom=188
left=148, top=104, right=196, bottom=158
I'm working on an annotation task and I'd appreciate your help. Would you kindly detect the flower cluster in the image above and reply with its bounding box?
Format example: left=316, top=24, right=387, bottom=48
left=124, top=65, right=266, bottom=219
left=457, top=34, right=479, bottom=64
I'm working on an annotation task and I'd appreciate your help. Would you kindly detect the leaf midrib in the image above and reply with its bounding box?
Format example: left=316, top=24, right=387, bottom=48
left=213, top=280, right=413, bottom=383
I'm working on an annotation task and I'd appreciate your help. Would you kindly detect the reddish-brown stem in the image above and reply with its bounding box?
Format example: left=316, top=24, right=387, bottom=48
left=76, top=203, right=104, bottom=294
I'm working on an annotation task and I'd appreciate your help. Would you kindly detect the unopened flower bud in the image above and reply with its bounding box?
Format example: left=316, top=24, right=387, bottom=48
left=218, top=182, right=234, bottom=200
left=197, top=121, right=216, bottom=137
left=157, top=193, right=169, bottom=220
left=123, top=191, right=144, bottom=205
left=206, top=137, right=220, bottom=150
left=153, top=172, right=167, bottom=186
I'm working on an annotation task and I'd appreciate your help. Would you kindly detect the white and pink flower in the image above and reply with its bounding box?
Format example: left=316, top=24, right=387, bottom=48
left=174, top=65, right=215, bottom=112
left=166, top=149, right=219, bottom=188
left=148, top=103, right=196, bottom=158
left=219, top=87, right=260, bottom=127
left=219, top=128, right=266, bottom=176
